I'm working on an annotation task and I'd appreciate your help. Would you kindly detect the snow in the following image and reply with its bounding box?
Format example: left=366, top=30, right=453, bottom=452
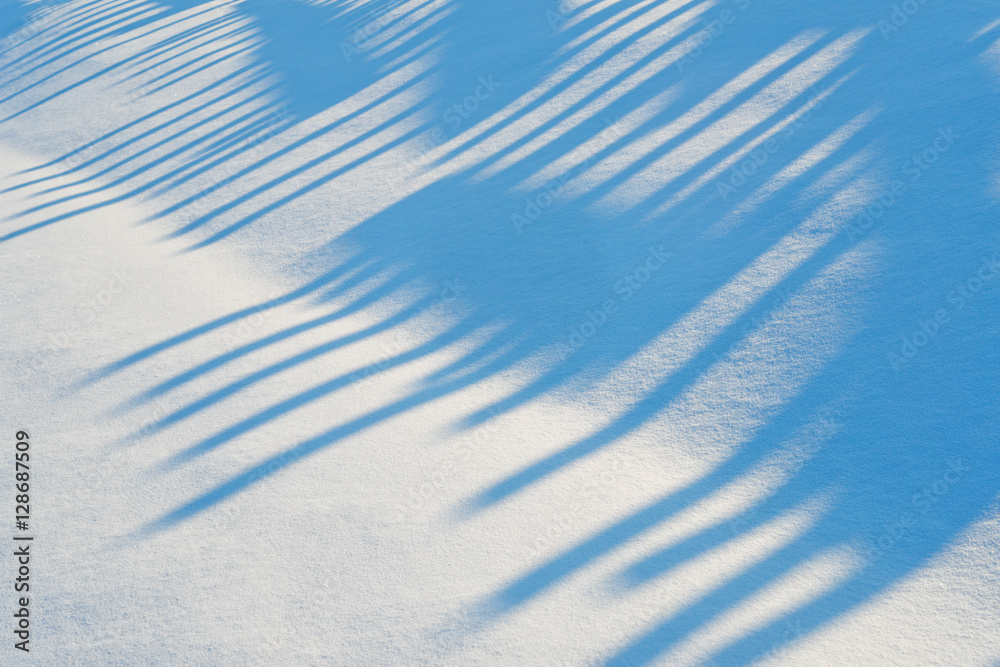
left=1, top=0, right=998, bottom=663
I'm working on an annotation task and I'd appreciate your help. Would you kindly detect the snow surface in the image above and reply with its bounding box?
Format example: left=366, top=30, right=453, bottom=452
left=0, top=0, right=999, bottom=664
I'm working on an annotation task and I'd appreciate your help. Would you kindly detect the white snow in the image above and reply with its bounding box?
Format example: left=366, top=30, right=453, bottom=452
left=1, top=0, right=999, bottom=663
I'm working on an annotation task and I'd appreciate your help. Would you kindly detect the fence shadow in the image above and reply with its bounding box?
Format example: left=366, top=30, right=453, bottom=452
left=2, top=0, right=998, bottom=663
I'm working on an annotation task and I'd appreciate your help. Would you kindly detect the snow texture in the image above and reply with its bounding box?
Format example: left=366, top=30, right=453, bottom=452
left=0, top=0, right=998, bottom=663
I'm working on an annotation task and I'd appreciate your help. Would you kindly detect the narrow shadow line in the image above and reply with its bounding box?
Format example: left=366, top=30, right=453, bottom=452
left=141, top=343, right=519, bottom=534
left=126, top=268, right=419, bottom=406
left=160, top=317, right=479, bottom=466
left=77, top=255, right=371, bottom=385
left=603, top=534, right=825, bottom=666
left=139, top=294, right=436, bottom=436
